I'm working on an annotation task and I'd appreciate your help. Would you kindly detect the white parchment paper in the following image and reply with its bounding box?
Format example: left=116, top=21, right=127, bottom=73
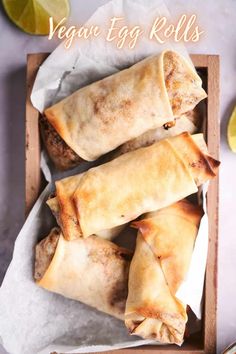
left=0, top=0, right=208, bottom=353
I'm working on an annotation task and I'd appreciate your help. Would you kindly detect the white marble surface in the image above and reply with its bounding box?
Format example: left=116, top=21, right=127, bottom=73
left=0, top=1, right=235, bottom=353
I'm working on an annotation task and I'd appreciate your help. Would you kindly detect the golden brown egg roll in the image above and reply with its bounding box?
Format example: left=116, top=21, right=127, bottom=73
left=35, top=228, right=132, bottom=320
left=54, top=132, right=218, bottom=240
left=125, top=200, right=203, bottom=344
left=43, top=50, right=206, bottom=170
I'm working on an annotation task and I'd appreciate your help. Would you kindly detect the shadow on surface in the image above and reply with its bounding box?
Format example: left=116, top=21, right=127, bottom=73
left=0, top=67, right=26, bottom=284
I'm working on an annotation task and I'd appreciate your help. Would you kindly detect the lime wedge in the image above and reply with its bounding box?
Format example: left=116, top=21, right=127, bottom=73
left=227, top=105, right=236, bottom=153
left=2, top=0, right=70, bottom=35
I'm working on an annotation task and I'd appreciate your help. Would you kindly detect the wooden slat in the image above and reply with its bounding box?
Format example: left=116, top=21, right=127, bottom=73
left=204, top=55, right=220, bottom=354
left=25, top=54, right=219, bottom=354
left=191, top=55, right=208, bottom=67
left=89, top=349, right=204, bottom=354
left=25, top=53, right=48, bottom=215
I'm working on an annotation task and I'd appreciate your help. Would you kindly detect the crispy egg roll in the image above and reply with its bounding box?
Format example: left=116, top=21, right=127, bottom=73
left=35, top=228, right=132, bottom=320
left=54, top=132, right=219, bottom=239
left=43, top=51, right=206, bottom=169
left=125, top=200, right=203, bottom=344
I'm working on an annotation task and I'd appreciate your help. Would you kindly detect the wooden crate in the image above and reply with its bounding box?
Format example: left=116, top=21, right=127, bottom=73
left=25, top=53, right=220, bottom=354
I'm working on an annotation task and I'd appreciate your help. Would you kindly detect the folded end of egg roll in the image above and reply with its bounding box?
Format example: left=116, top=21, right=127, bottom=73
left=169, top=132, right=220, bottom=186
left=191, top=133, right=220, bottom=175
left=163, top=51, right=207, bottom=116
left=47, top=192, right=126, bottom=241
left=34, top=227, right=60, bottom=281
left=39, top=115, right=83, bottom=171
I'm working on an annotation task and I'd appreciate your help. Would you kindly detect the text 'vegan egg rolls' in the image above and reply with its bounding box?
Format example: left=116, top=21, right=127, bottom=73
left=54, top=132, right=219, bottom=240
left=125, top=200, right=203, bottom=345
left=43, top=50, right=207, bottom=170
left=35, top=228, right=132, bottom=320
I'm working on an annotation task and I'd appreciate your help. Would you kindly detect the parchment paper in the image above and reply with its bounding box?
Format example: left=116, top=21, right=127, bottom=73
left=0, top=0, right=208, bottom=353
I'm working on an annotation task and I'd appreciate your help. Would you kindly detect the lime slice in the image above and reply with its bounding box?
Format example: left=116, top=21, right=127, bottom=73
left=227, top=106, right=236, bottom=152
left=2, top=0, right=70, bottom=35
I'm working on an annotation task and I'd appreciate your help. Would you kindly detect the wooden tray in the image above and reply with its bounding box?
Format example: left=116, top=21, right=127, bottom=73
left=25, top=53, right=219, bottom=354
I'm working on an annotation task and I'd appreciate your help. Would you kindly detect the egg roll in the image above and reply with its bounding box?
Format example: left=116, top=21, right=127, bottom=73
left=55, top=132, right=219, bottom=239
left=43, top=50, right=206, bottom=169
left=35, top=228, right=132, bottom=320
left=125, top=200, right=203, bottom=344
